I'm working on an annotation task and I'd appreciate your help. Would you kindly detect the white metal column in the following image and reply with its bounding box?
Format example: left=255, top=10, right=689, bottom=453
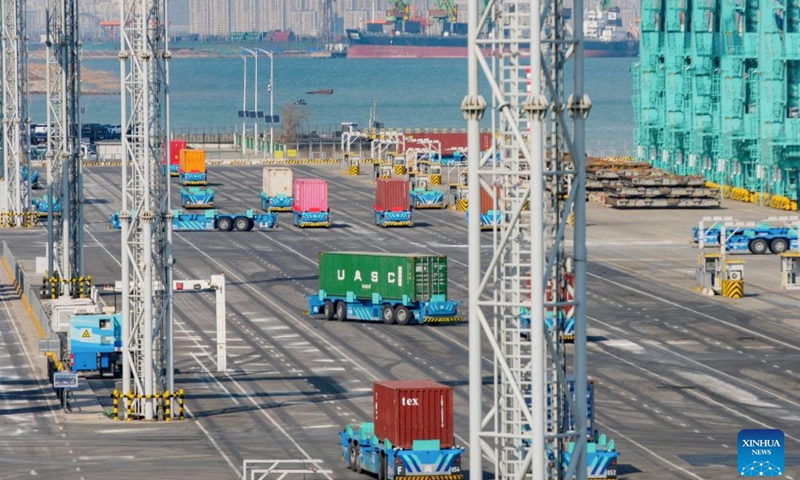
left=1, top=0, right=30, bottom=222
left=467, top=0, right=590, bottom=477
left=45, top=0, right=83, bottom=294
left=119, top=0, right=173, bottom=420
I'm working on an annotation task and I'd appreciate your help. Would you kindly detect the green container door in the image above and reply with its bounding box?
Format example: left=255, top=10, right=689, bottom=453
left=318, top=252, right=448, bottom=302
left=412, top=254, right=448, bottom=300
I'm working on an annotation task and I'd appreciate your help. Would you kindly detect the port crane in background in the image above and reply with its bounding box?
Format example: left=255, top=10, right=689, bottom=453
left=386, top=0, right=411, bottom=22
left=428, top=0, right=458, bottom=24
left=466, top=0, right=596, bottom=478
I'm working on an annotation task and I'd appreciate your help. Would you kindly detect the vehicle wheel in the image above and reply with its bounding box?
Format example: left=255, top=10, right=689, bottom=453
left=348, top=442, right=357, bottom=471
left=323, top=300, right=335, bottom=321
left=234, top=217, right=251, bottom=231
left=378, top=454, right=387, bottom=480
left=217, top=217, right=233, bottom=232
left=381, top=305, right=395, bottom=325
left=395, top=306, right=412, bottom=325
left=354, top=444, right=363, bottom=474
left=336, top=301, right=347, bottom=322
left=770, top=238, right=789, bottom=254
left=749, top=238, right=769, bottom=254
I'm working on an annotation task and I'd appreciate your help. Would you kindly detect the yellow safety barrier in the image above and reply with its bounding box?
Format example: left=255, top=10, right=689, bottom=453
left=346, top=165, right=360, bottom=176
left=430, top=174, right=441, bottom=185
left=456, top=199, right=469, bottom=212
left=567, top=212, right=575, bottom=227
left=721, top=280, right=744, bottom=299
left=42, top=275, right=92, bottom=299
left=0, top=211, right=38, bottom=228
left=111, top=389, right=185, bottom=422
left=394, top=165, right=406, bottom=175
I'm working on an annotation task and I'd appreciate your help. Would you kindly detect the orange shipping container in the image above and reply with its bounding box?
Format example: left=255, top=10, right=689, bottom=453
left=179, top=149, right=206, bottom=173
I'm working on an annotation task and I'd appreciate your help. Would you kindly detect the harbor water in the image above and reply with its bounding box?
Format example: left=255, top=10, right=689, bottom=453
left=30, top=56, right=636, bottom=157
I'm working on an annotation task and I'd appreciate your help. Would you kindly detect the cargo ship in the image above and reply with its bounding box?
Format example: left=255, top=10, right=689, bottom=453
left=346, top=6, right=638, bottom=59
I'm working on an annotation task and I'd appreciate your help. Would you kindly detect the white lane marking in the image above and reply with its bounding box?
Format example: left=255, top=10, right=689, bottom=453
left=0, top=285, right=60, bottom=426
left=179, top=232, right=477, bottom=451
left=601, top=339, right=645, bottom=354
left=590, top=344, right=800, bottom=444
left=677, top=371, right=778, bottom=409
left=197, top=352, right=335, bottom=480
left=302, top=424, right=338, bottom=429
left=591, top=315, right=800, bottom=412
left=588, top=271, right=800, bottom=353
left=595, top=419, right=705, bottom=480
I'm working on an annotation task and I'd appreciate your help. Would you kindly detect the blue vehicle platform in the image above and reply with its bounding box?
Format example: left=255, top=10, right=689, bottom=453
left=340, top=422, right=464, bottom=480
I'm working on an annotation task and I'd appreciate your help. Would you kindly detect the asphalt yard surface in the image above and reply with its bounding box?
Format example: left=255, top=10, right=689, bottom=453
left=0, top=163, right=798, bottom=479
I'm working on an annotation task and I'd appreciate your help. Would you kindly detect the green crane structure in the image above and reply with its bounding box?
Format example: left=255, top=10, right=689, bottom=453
left=386, top=0, right=411, bottom=22
left=634, top=1, right=800, bottom=208
left=428, top=0, right=458, bottom=23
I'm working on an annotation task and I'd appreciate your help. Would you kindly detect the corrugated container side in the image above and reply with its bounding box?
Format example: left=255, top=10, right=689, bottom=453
left=480, top=185, right=501, bottom=214
left=179, top=149, right=206, bottom=173
left=406, top=132, right=492, bottom=154
left=170, top=140, right=187, bottom=165
left=262, top=167, right=293, bottom=196
left=375, top=178, right=410, bottom=211
left=373, top=380, right=454, bottom=450
left=293, top=178, right=328, bottom=212
left=318, top=252, right=447, bottom=301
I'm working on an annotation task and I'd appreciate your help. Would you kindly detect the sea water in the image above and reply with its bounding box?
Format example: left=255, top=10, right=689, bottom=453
left=29, top=56, right=636, bottom=156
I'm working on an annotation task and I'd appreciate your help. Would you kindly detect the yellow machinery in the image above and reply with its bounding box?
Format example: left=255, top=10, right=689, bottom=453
left=430, top=163, right=442, bottom=185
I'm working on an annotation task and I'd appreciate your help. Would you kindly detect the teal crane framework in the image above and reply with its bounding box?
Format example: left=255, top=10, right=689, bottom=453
left=634, top=0, right=800, bottom=206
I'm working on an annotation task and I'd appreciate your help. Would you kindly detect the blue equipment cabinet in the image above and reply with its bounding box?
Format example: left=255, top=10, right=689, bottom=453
left=68, top=314, right=122, bottom=377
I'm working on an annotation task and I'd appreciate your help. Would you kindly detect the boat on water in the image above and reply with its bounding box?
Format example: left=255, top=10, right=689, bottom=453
left=307, top=89, right=334, bottom=95
left=346, top=5, right=638, bottom=59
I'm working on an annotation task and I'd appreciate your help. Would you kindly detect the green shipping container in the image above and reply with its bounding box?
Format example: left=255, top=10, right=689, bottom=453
left=318, top=252, right=448, bottom=302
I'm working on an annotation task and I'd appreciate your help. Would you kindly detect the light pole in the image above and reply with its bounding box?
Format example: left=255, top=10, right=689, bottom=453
left=242, top=48, right=259, bottom=155
left=240, top=55, right=247, bottom=155
left=258, top=49, right=274, bottom=158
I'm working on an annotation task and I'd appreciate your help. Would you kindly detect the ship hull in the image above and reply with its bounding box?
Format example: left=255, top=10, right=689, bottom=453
left=346, top=30, right=638, bottom=59
left=347, top=44, right=470, bottom=58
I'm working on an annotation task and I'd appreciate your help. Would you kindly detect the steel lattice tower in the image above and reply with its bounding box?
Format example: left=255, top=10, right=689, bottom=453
left=119, top=0, right=173, bottom=420
left=466, top=0, right=590, bottom=477
left=45, top=0, right=83, bottom=293
left=1, top=0, right=30, bottom=222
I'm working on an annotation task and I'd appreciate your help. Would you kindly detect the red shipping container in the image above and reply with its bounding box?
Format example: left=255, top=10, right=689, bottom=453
left=373, top=380, right=454, bottom=450
left=375, top=178, right=410, bottom=212
left=405, top=131, right=492, bottom=155
left=293, top=178, right=328, bottom=213
left=480, top=185, right=502, bottom=214
left=163, top=140, right=188, bottom=166
left=170, top=140, right=187, bottom=165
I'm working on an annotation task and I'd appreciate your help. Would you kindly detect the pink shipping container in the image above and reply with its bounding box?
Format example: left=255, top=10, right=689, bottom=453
left=293, top=178, right=328, bottom=213
left=375, top=178, right=410, bottom=212
left=373, top=380, right=454, bottom=450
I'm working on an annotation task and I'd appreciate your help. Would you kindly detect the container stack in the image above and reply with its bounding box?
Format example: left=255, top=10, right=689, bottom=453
left=586, top=157, right=720, bottom=208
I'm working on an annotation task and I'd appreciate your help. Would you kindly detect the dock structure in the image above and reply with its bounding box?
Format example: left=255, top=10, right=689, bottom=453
left=635, top=1, right=800, bottom=206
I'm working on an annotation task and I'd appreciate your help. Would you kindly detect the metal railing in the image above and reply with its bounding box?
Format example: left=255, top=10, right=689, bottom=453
left=1, top=240, right=52, bottom=340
